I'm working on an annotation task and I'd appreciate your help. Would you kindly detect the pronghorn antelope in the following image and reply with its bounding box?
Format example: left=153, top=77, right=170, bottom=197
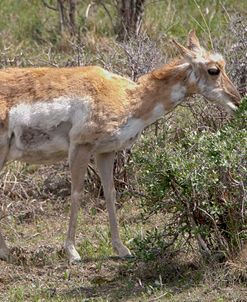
left=0, top=31, right=241, bottom=264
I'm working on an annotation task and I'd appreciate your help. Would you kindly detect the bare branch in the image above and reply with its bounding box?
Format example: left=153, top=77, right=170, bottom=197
left=98, top=1, right=115, bottom=31
left=41, top=0, right=58, bottom=11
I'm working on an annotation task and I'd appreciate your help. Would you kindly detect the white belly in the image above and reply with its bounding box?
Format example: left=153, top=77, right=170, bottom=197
left=7, top=97, right=91, bottom=163
left=7, top=121, right=71, bottom=163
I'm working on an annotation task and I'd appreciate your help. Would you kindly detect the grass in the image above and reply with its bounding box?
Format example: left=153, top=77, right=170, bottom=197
left=0, top=1, right=246, bottom=50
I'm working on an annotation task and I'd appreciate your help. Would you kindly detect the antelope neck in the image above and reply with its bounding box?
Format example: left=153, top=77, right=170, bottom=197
left=129, top=62, right=194, bottom=122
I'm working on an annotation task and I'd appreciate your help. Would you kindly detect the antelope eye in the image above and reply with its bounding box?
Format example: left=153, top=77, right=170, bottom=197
left=208, top=68, right=220, bottom=76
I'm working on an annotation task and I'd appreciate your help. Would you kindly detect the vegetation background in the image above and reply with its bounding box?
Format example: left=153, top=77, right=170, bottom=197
left=0, top=0, right=246, bottom=301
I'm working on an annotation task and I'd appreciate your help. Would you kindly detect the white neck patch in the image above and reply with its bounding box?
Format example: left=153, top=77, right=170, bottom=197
left=116, top=103, right=165, bottom=148
left=146, top=103, right=165, bottom=125
left=188, top=70, right=197, bottom=84
left=170, top=83, right=187, bottom=104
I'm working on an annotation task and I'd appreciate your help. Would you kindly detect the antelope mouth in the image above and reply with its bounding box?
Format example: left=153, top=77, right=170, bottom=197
left=227, top=101, right=238, bottom=111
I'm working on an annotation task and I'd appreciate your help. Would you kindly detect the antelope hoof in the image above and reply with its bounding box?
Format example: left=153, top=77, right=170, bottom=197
left=64, top=243, right=81, bottom=265
left=114, top=243, right=132, bottom=258
left=0, top=248, right=10, bottom=262
left=69, top=255, right=82, bottom=265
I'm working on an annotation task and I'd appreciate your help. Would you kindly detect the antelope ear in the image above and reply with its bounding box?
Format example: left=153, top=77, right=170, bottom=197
left=172, top=39, right=196, bottom=61
left=187, top=29, right=201, bottom=51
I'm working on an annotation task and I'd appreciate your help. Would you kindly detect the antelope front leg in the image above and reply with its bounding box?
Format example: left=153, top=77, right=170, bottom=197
left=96, top=152, right=131, bottom=258
left=0, top=150, right=10, bottom=262
left=65, top=143, right=92, bottom=264
left=0, top=231, right=10, bottom=261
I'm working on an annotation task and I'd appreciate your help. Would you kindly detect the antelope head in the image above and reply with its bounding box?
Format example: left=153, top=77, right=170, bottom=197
left=173, top=30, right=241, bottom=113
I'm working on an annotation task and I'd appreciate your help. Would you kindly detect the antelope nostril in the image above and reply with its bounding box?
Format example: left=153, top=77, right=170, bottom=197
left=229, top=89, right=241, bottom=106
left=233, top=99, right=240, bottom=107
left=235, top=95, right=241, bottom=106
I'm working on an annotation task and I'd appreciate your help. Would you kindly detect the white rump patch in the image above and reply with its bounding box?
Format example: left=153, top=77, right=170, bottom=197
left=171, top=83, right=187, bottom=103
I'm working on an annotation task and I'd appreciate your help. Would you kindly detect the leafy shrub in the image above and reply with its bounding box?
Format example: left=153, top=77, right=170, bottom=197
left=132, top=98, right=247, bottom=261
left=228, top=17, right=247, bottom=96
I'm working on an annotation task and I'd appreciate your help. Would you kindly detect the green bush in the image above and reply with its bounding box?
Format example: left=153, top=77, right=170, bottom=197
left=132, top=98, right=247, bottom=261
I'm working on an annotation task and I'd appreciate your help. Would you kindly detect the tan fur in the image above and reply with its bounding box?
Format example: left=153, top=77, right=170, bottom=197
left=0, top=66, right=134, bottom=113
left=0, top=66, right=138, bottom=142
left=0, top=63, right=192, bottom=139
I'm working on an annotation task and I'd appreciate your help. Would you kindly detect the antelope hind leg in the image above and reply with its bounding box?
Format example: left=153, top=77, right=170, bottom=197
left=0, top=231, right=10, bottom=261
